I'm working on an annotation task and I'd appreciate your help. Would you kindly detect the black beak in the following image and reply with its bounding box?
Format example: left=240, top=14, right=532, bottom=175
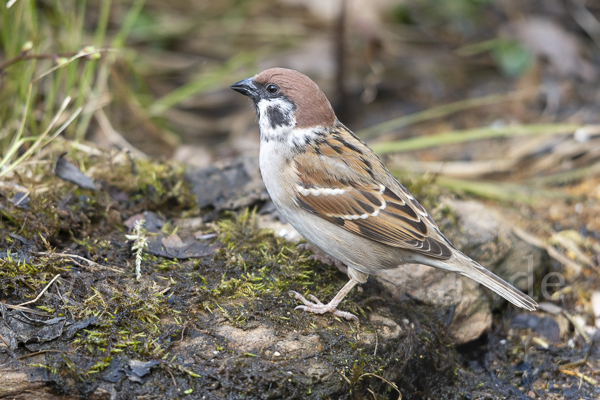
left=230, top=77, right=258, bottom=98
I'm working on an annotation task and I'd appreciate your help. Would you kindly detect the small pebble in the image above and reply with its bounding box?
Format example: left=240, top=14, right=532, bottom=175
left=273, top=351, right=281, bottom=357
left=196, top=233, right=217, bottom=240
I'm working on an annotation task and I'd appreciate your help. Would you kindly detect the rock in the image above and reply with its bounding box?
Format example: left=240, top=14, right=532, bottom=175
left=124, top=211, right=165, bottom=232
left=510, top=313, right=561, bottom=343
left=443, top=200, right=544, bottom=292
left=0, top=365, right=68, bottom=399
left=362, top=314, right=403, bottom=345
left=146, top=233, right=220, bottom=259
left=165, top=304, right=454, bottom=398
left=376, top=199, right=544, bottom=344
left=53, top=153, right=98, bottom=191
left=186, top=157, right=268, bottom=212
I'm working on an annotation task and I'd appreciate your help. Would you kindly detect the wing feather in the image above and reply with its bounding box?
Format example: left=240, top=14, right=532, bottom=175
left=292, top=124, right=452, bottom=260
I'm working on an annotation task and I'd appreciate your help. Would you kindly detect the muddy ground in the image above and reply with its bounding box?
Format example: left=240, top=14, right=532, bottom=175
left=1, top=145, right=599, bottom=400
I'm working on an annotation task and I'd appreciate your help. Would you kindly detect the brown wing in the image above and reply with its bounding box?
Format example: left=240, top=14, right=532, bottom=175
left=293, top=124, right=452, bottom=260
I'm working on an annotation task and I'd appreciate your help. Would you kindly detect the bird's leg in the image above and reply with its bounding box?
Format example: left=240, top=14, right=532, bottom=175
left=289, top=279, right=359, bottom=321
left=296, top=243, right=348, bottom=275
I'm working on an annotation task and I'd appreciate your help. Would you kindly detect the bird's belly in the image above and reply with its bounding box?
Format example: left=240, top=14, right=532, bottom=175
left=287, top=207, right=401, bottom=270
left=265, top=186, right=403, bottom=274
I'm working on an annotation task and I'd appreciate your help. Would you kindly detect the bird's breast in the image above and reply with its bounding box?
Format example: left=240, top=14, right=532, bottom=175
left=259, top=140, right=299, bottom=211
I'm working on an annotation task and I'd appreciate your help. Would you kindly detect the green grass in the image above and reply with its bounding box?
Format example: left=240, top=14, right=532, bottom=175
left=370, top=123, right=581, bottom=155
left=0, top=0, right=257, bottom=173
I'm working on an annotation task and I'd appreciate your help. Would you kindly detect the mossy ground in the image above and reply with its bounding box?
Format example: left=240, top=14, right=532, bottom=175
left=2, top=144, right=597, bottom=399
left=0, top=144, right=467, bottom=399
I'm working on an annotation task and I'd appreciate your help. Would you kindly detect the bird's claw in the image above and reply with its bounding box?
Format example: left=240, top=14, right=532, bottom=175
left=288, top=291, right=358, bottom=321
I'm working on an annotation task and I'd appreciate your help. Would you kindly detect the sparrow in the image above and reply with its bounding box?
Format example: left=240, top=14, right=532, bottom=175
left=231, top=68, right=537, bottom=320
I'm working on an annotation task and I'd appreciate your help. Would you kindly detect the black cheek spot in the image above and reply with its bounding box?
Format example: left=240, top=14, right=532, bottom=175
left=266, top=106, right=290, bottom=129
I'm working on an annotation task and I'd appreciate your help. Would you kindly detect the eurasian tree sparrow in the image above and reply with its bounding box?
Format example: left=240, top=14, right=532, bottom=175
left=231, top=68, right=537, bottom=320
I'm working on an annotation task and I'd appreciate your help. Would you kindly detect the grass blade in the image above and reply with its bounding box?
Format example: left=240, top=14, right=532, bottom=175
left=358, top=88, right=537, bottom=140
left=370, top=124, right=581, bottom=155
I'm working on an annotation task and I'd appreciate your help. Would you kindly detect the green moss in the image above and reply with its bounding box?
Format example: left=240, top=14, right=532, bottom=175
left=1, top=150, right=467, bottom=398
left=204, top=208, right=357, bottom=316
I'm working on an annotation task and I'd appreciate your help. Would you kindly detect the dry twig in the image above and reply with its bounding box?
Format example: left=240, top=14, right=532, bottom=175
left=34, top=252, right=124, bottom=273
left=512, top=227, right=583, bottom=276
left=16, top=274, right=60, bottom=307
left=18, top=349, right=75, bottom=360
left=559, top=369, right=598, bottom=386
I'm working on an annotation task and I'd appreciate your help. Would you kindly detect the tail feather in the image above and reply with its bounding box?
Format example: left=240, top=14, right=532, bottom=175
left=432, top=252, right=538, bottom=311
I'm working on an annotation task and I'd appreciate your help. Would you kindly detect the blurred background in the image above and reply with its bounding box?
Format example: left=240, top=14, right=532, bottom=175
left=2, top=1, right=600, bottom=396
left=2, top=0, right=600, bottom=235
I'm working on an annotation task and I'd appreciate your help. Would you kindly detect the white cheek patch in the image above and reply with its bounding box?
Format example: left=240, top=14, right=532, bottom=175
left=257, top=99, right=326, bottom=147
left=257, top=98, right=296, bottom=141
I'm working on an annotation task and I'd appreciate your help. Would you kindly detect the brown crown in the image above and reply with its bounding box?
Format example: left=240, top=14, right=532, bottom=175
left=254, top=68, right=336, bottom=129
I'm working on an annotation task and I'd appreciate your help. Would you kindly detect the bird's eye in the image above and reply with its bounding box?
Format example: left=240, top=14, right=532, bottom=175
left=266, top=84, right=279, bottom=94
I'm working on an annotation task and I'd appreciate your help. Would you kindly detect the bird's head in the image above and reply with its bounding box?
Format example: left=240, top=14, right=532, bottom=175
left=231, top=68, right=336, bottom=144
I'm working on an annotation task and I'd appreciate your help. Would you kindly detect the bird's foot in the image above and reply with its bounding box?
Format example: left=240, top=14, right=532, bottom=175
left=289, top=291, right=358, bottom=321
left=296, top=243, right=348, bottom=274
